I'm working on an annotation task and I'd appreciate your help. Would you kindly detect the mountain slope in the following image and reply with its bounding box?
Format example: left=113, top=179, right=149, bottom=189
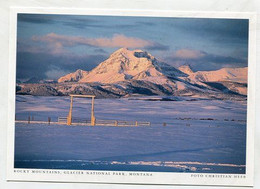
left=188, top=67, right=248, bottom=83
left=21, top=48, right=248, bottom=99
left=16, top=81, right=246, bottom=100
left=58, top=69, right=89, bottom=83
left=77, top=48, right=186, bottom=84
left=178, top=65, right=194, bottom=75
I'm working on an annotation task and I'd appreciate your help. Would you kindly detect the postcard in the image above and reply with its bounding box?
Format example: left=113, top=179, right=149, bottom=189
left=6, top=7, right=256, bottom=186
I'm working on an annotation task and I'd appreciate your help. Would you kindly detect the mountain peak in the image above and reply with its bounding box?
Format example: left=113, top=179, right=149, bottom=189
left=51, top=48, right=248, bottom=97
left=188, top=67, right=248, bottom=84
left=118, top=47, right=129, bottom=51
left=112, top=47, right=130, bottom=54
left=73, top=48, right=184, bottom=84
left=58, top=69, right=89, bottom=83
left=178, top=64, right=194, bottom=75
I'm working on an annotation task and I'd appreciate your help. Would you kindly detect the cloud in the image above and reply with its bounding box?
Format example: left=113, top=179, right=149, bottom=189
left=18, top=14, right=105, bottom=29
left=17, top=32, right=168, bottom=80
left=201, top=53, right=245, bottom=64
left=134, top=21, right=157, bottom=27
left=18, top=14, right=140, bottom=31
left=174, top=49, right=206, bottom=59
left=16, top=52, right=107, bottom=80
left=165, top=48, right=247, bottom=71
left=174, top=18, right=249, bottom=43
left=170, top=48, right=245, bottom=63
left=94, top=48, right=107, bottom=54
left=145, top=42, right=169, bottom=51
left=18, top=14, right=55, bottom=24
left=89, top=34, right=151, bottom=48
left=62, top=22, right=136, bottom=30
left=60, top=17, right=152, bottom=30
left=60, top=17, right=104, bottom=29
left=45, top=68, right=69, bottom=79
left=17, top=38, right=68, bottom=55
left=32, top=33, right=167, bottom=50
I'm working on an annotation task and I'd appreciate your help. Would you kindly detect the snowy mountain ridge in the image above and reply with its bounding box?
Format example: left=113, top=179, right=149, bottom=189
left=178, top=65, right=194, bottom=75
left=58, top=48, right=247, bottom=85
left=58, top=69, right=89, bottom=83
left=77, top=48, right=186, bottom=85
left=17, top=48, right=248, bottom=99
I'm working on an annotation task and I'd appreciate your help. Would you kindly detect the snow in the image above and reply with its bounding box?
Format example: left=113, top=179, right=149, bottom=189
left=78, top=48, right=162, bottom=83
left=235, top=87, right=248, bottom=96
left=178, top=65, right=194, bottom=75
left=55, top=48, right=248, bottom=97
left=175, top=81, right=187, bottom=90
left=188, top=67, right=248, bottom=83
left=58, top=69, right=89, bottom=83
left=15, top=95, right=247, bottom=173
left=58, top=48, right=184, bottom=84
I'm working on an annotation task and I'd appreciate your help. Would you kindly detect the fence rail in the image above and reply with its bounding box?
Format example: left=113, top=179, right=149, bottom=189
left=58, top=117, right=67, bottom=123
left=57, top=117, right=150, bottom=127
left=58, top=117, right=92, bottom=124
left=16, top=116, right=150, bottom=127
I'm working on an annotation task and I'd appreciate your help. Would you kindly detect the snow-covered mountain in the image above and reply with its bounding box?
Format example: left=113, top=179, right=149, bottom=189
left=188, top=67, right=248, bottom=83
left=60, top=48, right=186, bottom=85
left=24, top=77, right=57, bottom=84
left=16, top=48, right=248, bottom=99
left=178, top=65, right=194, bottom=75
left=183, top=67, right=248, bottom=95
left=58, top=69, right=89, bottom=83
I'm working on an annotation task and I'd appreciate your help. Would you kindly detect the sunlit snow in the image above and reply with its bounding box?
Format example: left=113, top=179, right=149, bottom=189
left=15, top=95, right=246, bottom=173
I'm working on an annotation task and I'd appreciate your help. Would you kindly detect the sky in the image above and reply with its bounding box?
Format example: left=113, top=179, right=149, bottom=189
left=16, top=14, right=249, bottom=81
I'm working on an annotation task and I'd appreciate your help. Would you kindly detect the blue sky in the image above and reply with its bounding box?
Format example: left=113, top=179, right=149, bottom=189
left=16, top=14, right=249, bottom=80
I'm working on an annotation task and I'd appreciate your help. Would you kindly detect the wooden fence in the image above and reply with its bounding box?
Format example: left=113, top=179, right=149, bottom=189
left=58, top=117, right=150, bottom=127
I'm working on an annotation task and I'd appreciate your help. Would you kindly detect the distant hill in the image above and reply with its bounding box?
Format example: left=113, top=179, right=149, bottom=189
left=24, top=77, right=57, bottom=84
left=58, top=69, right=89, bottom=83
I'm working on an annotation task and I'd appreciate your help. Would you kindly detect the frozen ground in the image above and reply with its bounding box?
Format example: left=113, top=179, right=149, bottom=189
left=15, top=95, right=247, bottom=173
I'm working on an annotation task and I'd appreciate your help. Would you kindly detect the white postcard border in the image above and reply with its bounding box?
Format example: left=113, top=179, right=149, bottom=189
left=6, top=7, right=257, bottom=186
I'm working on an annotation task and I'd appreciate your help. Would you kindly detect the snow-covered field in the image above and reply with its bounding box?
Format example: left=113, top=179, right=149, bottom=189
left=15, top=95, right=247, bottom=173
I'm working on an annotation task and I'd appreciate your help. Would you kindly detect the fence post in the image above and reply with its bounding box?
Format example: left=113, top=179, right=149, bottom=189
left=115, top=120, right=118, bottom=126
left=48, top=117, right=51, bottom=125
left=28, top=116, right=30, bottom=124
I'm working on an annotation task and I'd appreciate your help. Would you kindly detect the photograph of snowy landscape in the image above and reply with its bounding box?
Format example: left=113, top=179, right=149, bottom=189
left=14, top=14, right=248, bottom=174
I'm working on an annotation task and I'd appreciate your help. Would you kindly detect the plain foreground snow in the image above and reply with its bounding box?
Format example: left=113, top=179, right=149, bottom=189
left=15, top=95, right=247, bottom=173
